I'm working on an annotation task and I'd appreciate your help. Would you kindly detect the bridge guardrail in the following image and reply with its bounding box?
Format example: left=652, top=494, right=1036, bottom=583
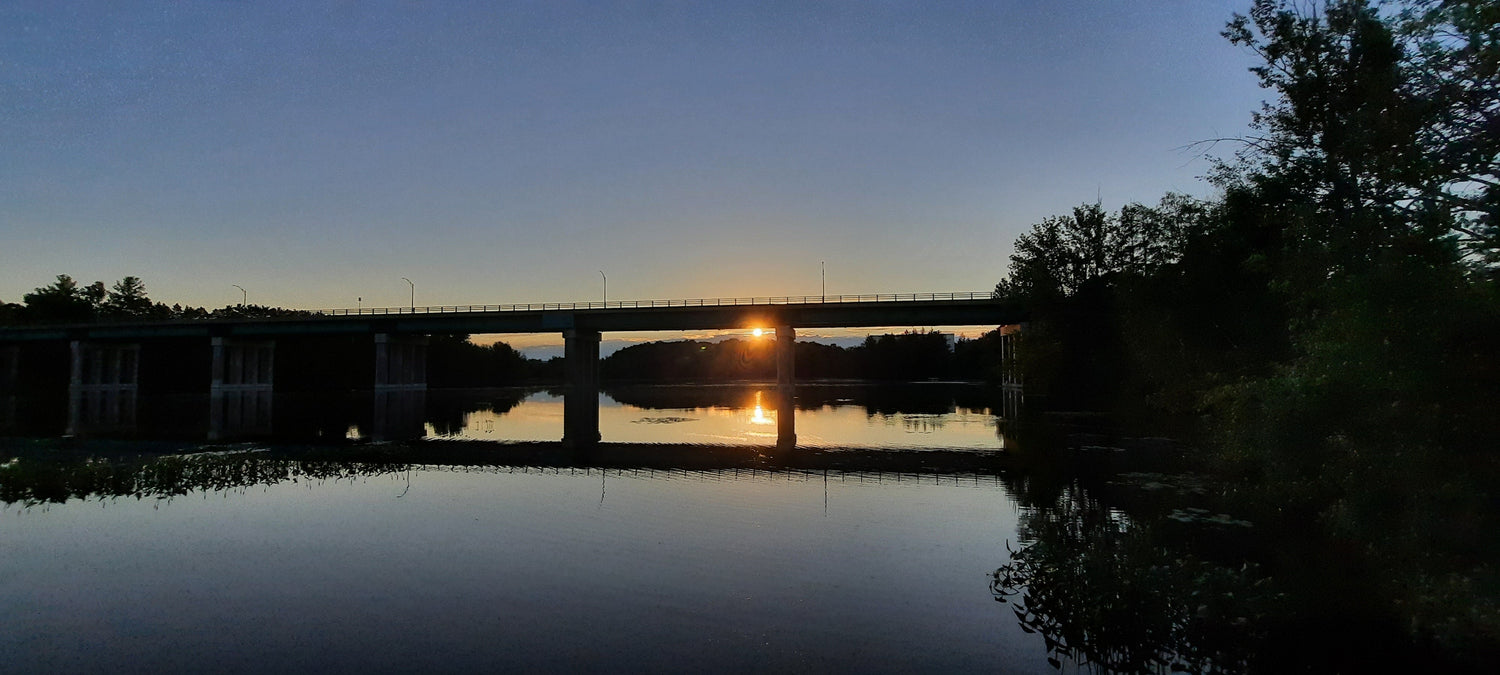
left=309, top=292, right=997, bottom=317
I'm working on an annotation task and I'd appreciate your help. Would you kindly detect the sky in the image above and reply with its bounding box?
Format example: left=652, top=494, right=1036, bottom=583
left=1, top=1, right=1266, bottom=355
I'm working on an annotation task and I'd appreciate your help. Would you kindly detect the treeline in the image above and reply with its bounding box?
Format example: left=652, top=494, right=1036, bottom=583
left=995, top=0, right=1497, bottom=660
left=600, top=331, right=1004, bottom=382
left=427, top=335, right=562, bottom=387
left=0, top=274, right=310, bottom=325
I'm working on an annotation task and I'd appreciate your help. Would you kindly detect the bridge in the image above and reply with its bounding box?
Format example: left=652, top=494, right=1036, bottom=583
left=0, top=292, right=1023, bottom=445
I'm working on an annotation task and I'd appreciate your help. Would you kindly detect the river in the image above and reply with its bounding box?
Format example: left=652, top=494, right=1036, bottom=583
left=1, top=382, right=1065, bottom=673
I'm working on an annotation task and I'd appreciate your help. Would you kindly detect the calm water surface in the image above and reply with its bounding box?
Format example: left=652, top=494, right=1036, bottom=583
left=425, top=384, right=1004, bottom=449
left=1, top=383, right=1054, bottom=673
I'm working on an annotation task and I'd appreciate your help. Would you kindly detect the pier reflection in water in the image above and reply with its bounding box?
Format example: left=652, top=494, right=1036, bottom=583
left=5, top=381, right=1016, bottom=450
left=451, top=383, right=1010, bottom=449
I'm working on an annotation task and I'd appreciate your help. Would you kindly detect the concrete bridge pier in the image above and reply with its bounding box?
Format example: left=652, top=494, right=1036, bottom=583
left=374, top=333, right=428, bottom=391
left=562, top=329, right=601, bottom=447
left=776, top=325, right=795, bottom=388
left=372, top=334, right=428, bottom=441
left=66, top=341, right=139, bottom=436
left=209, top=338, right=275, bottom=440
left=999, top=328, right=1023, bottom=387
left=776, top=326, right=796, bottom=449
left=998, top=326, right=1024, bottom=419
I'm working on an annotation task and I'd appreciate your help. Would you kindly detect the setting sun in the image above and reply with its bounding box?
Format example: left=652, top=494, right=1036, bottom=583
left=752, top=328, right=763, bottom=337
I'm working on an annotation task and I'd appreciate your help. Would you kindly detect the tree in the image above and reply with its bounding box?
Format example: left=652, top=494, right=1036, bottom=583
left=1220, top=0, right=1499, bottom=276
left=21, top=274, right=103, bottom=324
left=102, top=276, right=159, bottom=318
left=1112, top=193, right=1212, bottom=272
left=995, top=196, right=1212, bottom=306
left=995, top=205, right=1100, bottom=304
left=0, top=301, right=21, bottom=326
left=1398, top=0, right=1500, bottom=271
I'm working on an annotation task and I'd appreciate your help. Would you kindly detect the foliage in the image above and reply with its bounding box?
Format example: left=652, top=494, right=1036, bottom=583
left=1, top=273, right=324, bottom=325
left=0, top=301, right=23, bottom=325
left=601, top=331, right=987, bottom=382
left=856, top=331, right=953, bottom=380
left=1396, top=0, right=1500, bottom=270
left=1220, top=0, right=1498, bottom=275
left=995, top=195, right=1212, bottom=309
left=991, top=487, right=1270, bottom=674
left=991, top=0, right=1500, bottom=662
left=20, top=274, right=105, bottom=324
left=201, top=304, right=313, bottom=320
left=427, top=334, right=556, bottom=386
left=101, top=276, right=172, bottom=319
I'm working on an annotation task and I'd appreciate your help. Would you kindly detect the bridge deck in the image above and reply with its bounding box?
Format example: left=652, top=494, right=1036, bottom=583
left=0, top=293, right=1022, bottom=342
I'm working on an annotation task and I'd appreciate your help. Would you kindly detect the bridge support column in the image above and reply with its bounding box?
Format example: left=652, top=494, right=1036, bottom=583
left=372, top=334, right=428, bottom=441
left=563, top=329, right=601, bottom=447
left=999, top=326, right=1024, bottom=387
left=999, top=325, right=1025, bottom=419
left=776, top=326, right=795, bottom=388
left=209, top=338, right=274, bottom=440
left=66, top=341, right=139, bottom=436
left=374, top=333, right=428, bottom=391
left=775, top=326, right=795, bottom=449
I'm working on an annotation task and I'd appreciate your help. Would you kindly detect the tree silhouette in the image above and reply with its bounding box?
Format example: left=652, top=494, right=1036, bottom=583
left=989, top=1, right=1500, bottom=661
left=1221, top=0, right=1498, bottom=275
left=21, top=274, right=103, bottom=324
left=102, top=276, right=168, bottom=319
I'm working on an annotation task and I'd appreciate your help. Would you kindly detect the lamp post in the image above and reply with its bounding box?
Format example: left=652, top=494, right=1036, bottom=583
left=821, top=261, right=825, bottom=302
left=401, top=277, right=414, bottom=311
left=232, top=284, right=246, bottom=306
left=600, top=270, right=607, bottom=306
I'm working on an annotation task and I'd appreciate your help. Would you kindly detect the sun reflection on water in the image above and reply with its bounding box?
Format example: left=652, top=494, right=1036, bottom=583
left=749, top=390, right=774, bottom=425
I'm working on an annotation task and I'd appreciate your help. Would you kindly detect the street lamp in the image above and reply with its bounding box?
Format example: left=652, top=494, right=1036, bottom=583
left=232, top=284, right=246, bottom=306
left=600, top=270, right=606, bottom=306
left=401, top=277, right=414, bottom=311
left=821, top=261, right=825, bottom=302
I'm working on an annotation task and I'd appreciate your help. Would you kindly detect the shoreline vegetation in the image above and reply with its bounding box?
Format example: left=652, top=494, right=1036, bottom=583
left=987, top=0, right=1499, bottom=669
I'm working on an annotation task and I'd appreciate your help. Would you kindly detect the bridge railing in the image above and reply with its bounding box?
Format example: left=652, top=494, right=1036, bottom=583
left=309, top=291, right=996, bottom=317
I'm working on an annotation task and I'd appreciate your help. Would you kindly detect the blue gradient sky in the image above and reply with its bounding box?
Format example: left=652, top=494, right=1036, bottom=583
left=2, top=1, right=1262, bottom=323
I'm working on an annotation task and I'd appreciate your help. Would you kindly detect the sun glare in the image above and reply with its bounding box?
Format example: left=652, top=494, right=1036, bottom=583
left=749, top=390, right=774, bottom=425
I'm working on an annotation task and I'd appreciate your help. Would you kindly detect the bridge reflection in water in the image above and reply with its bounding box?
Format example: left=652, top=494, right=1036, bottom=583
left=6, top=380, right=1020, bottom=451
left=0, top=381, right=1023, bottom=508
